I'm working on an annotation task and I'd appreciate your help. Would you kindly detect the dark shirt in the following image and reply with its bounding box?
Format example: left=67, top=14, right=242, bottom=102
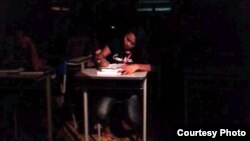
left=105, top=38, right=149, bottom=65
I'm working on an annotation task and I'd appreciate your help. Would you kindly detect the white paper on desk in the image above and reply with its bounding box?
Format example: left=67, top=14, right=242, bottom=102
left=101, top=63, right=124, bottom=69
left=97, top=68, right=122, bottom=75
left=97, top=64, right=124, bottom=75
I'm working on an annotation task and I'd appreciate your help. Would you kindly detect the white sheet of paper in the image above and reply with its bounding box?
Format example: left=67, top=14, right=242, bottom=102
left=101, top=63, right=124, bottom=69
left=97, top=64, right=124, bottom=75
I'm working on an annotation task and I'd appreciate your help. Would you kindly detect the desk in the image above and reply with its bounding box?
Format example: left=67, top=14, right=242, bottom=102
left=0, top=71, right=53, bottom=141
left=75, top=68, right=148, bottom=141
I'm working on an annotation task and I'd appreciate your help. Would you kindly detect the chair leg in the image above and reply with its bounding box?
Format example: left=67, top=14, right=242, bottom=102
left=71, top=110, right=78, bottom=130
left=97, top=123, right=102, bottom=141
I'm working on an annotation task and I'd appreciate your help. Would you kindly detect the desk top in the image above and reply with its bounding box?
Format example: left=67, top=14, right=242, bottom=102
left=0, top=68, right=52, bottom=79
left=75, top=68, right=147, bottom=80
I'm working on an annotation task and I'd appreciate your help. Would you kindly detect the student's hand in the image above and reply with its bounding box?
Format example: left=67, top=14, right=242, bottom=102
left=99, top=58, right=110, bottom=67
left=121, top=64, right=139, bottom=75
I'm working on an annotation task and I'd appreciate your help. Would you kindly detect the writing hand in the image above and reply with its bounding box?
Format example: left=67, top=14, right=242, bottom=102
left=99, top=58, right=110, bottom=67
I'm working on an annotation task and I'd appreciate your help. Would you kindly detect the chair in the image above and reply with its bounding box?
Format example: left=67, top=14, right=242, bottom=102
left=66, top=36, right=105, bottom=141
left=56, top=35, right=93, bottom=130
left=61, top=35, right=93, bottom=95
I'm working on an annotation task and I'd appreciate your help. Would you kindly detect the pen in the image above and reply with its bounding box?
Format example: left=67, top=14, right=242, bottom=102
left=96, top=59, right=102, bottom=71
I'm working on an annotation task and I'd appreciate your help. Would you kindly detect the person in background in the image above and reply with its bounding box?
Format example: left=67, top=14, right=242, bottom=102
left=0, top=28, right=47, bottom=140
left=94, top=27, right=153, bottom=140
left=1, top=29, right=46, bottom=71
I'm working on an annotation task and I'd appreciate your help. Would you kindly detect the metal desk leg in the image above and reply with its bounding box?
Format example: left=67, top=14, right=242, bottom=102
left=14, top=108, right=18, bottom=140
left=184, top=77, right=188, bottom=125
left=46, top=76, right=53, bottom=141
left=143, top=78, right=147, bottom=141
left=83, top=89, right=89, bottom=141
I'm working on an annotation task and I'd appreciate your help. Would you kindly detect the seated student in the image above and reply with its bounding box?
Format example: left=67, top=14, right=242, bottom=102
left=1, top=29, right=46, bottom=71
left=0, top=29, right=48, bottom=140
left=94, top=27, right=152, bottom=140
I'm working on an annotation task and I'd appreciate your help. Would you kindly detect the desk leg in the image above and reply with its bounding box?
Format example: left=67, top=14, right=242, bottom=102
left=143, top=78, right=147, bottom=141
left=14, top=108, right=18, bottom=140
left=83, top=89, right=89, bottom=141
left=184, top=77, right=188, bottom=125
left=46, top=76, right=53, bottom=141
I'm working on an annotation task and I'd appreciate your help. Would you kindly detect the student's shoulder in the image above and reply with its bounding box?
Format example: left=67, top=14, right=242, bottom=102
left=24, top=36, right=33, bottom=43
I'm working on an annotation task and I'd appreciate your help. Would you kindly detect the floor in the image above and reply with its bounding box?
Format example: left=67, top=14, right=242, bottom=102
left=2, top=85, right=249, bottom=141
left=52, top=100, right=174, bottom=141
left=0, top=88, right=181, bottom=141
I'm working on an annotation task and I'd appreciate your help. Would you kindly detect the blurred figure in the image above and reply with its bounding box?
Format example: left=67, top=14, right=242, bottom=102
left=1, top=29, right=46, bottom=71
left=0, top=28, right=48, bottom=140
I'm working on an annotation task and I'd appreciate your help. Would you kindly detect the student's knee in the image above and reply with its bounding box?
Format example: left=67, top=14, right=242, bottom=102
left=127, top=95, right=138, bottom=103
left=127, top=95, right=141, bottom=126
left=96, top=97, right=114, bottom=120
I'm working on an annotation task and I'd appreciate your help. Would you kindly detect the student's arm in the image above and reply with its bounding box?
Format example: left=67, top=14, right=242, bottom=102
left=28, top=38, right=43, bottom=71
left=121, top=64, right=152, bottom=75
left=121, top=41, right=152, bottom=74
left=136, top=64, right=152, bottom=71
left=95, top=45, right=111, bottom=67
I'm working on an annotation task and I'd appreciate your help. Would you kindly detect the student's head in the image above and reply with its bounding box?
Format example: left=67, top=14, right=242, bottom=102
left=123, top=31, right=136, bottom=51
left=122, top=25, right=146, bottom=51
left=15, top=30, right=25, bottom=39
